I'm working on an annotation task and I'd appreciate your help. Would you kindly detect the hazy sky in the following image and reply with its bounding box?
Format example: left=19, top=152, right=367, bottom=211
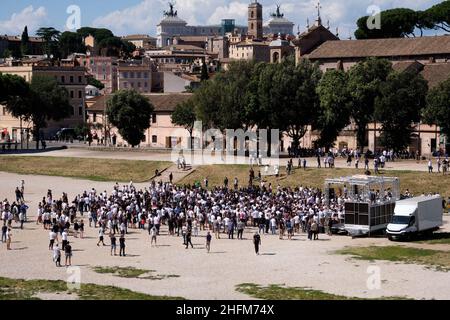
left=0, top=0, right=444, bottom=39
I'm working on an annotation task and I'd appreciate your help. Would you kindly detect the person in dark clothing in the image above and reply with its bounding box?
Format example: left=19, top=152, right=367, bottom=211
left=185, top=230, right=194, bottom=249
left=119, top=235, right=126, bottom=256
left=64, top=242, right=72, bottom=266
left=206, top=232, right=212, bottom=253
left=253, top=232, right=261, bottom=255
left=169, top=172, right=173, bottom=184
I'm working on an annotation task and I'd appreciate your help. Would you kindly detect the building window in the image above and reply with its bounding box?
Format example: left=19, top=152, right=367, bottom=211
left=144, top=82, right=148, bottom=88
left=131, top=83, right=134, bottom=88
left=124, top=82, right=128, bottom=88
left=78, top=76, right=82, bottom=83
left=137, top=72, right=141, bottom=78
left=2, top=106, right=6, bottom=115
left=61, top=76, right=65, bottom=83
left=70, top=91, right=74, bottom=98
left=123, top=72, right=128, bottom=78
left=130, top=72, right=135, bottom=78
left=137, top=82, right=141, bottom=88
left=144, top=72, right=149, bottom=78
left=78, top=91, right=82, bottom=99
left=142, top=136, right=146, bottom=143
left=152, top=135, right=157, bottom=143
left=93, top=113, right=97, bottom=123
left=79, top=107, right=83, bottom=116
left=152, top=114, right=157, bottom=123
left=70, top=76, right=74, bottom=83
left=71, top=107, right=75, bottom=116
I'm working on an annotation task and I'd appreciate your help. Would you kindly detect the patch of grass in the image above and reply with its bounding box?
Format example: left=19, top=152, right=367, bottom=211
left=178, top=165, right=450, bottom=198
left=337, top=246, right=450, bottom=272
left=236, top=283, right=408, bottom=300
left=0, top=156, right=170, bottom=182
left=92, top=266, right=179, bottom=280
left=0, top=277, right=184, bottom=300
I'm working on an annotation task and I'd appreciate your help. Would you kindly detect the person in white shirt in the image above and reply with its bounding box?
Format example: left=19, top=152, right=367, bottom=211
left=53, top=244, right=61, bottom=267
left=49, top=231, right=57, bottom=250
left=61, top=230, right=68, bottom=250
left=150, top=226, right=157, bottom=247
left=97, top=227, right=106, bottom=246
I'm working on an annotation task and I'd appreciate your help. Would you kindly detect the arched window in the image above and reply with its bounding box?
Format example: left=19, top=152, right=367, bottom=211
left=251, top=23, right=254, bottom=30
left=251, top=11, right=254, bottom=19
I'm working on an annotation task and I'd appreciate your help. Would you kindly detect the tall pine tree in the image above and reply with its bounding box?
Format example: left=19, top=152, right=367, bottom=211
left=21, top=26, right=30, bottom=56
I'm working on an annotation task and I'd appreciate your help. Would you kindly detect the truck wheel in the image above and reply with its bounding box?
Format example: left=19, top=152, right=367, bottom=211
left=388, top=235, right=393, bottom=241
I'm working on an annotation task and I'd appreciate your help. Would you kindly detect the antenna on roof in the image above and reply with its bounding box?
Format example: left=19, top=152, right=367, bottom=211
left=336, top=27, right=339, bottom=37
left=327, top=20, right=330, bottom=29
left=306, top=18, right=310, bottom=29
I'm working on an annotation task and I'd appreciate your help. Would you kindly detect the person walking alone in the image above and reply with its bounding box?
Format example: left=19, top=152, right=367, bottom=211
left=185, top=229, right=194, bottom=249
left=206, top=232, right=212, bottom=253
left=150, top=226, right=157, bottom=247
left=253, top=232, right=261, bottom=255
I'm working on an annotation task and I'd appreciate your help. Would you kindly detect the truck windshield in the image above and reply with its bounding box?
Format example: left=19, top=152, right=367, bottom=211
left=391, top=216, right=411, bottom=224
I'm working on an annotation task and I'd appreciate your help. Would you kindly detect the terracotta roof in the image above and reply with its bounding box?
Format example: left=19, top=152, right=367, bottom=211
left=122, top=34, right=156, bottom=40
left=392, top=61, right=424, bottom=74
left=308, top=35, right=450, bottom=60
left=88, top=93, right=193, bottom=113
left=420, top=63, right=450, bottom=89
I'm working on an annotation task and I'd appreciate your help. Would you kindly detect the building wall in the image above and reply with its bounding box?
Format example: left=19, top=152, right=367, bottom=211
left=87, top=111, right=189, bottom=148
left=117, top=65, right=153, bottom=93
left=0, top=65, right=87, bottom=138
left=163, top=72, right=190, bottom=93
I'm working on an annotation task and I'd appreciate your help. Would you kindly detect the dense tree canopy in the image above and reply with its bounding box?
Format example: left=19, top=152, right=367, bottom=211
left=59, top=31, right=86, bottom=58
left=354, top=1, right=450, bottom=39
left=106, top=90, right=154, bottom=147
left=375, top=71, right=428, bottom=152
left=315, top=69, right=352, bottom=150
left=423, top=77, right=450, bottom=138
left=347, top=58, right=393, bottom=151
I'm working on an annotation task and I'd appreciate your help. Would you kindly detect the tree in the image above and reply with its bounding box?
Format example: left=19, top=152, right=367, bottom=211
left=106, top=90, right=154, bottom=147
left=21, top=26, right=29, bottom=57
left=315, top=69, right=352, bottom=150
left=375, top=71, right=428, bottom=152
left=58, top=31, right=86, bottom=58
left=0, top=73, right=30, bottom=104
left=171, top=99, right=197, bottom=148
left=2, top=49, right=13, bottom=59
left=425, top=1, right=450, bottom=32
left=355, top=8, right=420, bottom=39
left=347, top=58, right=393, bottom=152
left=423, top=77, right=450, bottom=140
left=36, top=27, right=61, bottom=58
left=200, top=58, right=209, bottom=81
left=5, top=75, right=72, bottom=149
left=87, top=77, right=105, bottom=90
left=195, top=60, right=255, bottom=130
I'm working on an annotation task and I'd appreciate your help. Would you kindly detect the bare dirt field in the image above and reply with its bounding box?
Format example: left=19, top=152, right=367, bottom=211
left=0, top=171, right=449, bottom=300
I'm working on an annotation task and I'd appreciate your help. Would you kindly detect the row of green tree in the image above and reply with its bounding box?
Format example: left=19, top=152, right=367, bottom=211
left=172, top=57, right=450, bottom=153
left=2, top=57, right=450, bottom=151
left=8, top=26, right=136, bottom=59
left=355, top=1, right=450, bottom=39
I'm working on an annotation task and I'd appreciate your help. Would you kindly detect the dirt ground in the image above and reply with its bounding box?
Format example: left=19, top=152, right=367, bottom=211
left=0, top=171, right=449, bottom=300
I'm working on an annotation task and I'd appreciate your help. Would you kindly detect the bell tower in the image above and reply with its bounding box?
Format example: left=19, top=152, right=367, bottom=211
left=248, top=1, right=263, bottom=40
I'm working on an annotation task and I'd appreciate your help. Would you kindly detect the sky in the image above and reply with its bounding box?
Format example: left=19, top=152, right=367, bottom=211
left=0, top=0, right=445, bottom=40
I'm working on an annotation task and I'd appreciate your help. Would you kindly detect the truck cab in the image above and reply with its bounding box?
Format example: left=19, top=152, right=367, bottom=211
left=387, top=195, right=443, bottom=241
left=386, top=206, right=417, bottom=240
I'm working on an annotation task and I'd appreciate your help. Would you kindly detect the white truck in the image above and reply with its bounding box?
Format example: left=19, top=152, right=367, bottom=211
left=387, top=195, right=443, bottom=241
